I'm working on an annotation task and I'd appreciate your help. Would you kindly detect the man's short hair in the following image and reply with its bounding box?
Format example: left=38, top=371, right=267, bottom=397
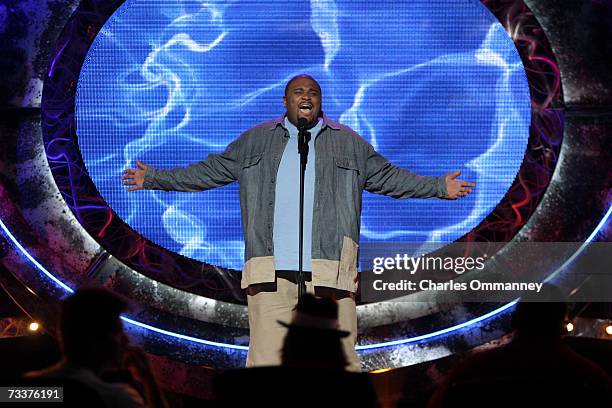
left=284, top=74, right=321, bottom=96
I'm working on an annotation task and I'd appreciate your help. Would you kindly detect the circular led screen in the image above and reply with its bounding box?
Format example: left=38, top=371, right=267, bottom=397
left=76, top=0, right=531, bottom=270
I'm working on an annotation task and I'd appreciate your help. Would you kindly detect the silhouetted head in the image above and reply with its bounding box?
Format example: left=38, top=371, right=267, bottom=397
left=511, top=283, right=568, bottom=339
left=283, top=74, right=322, bottom=128
left=59, top=287, right=129, bottom=371
left=280, top=294, right=349, bottom=369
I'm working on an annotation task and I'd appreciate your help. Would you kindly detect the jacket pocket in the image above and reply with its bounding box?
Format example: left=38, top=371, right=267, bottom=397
left=241, top=153, right=264, bottom=182
left=333, top=156, right=361, bottom=207
left=242, top=153, right=263, bottom=169
left=334, top=156, right=360, bottom=174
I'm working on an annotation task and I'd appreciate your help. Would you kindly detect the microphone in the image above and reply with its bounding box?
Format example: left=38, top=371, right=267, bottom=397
left=297, top=118, right=311, bottom=163
left=297, top=117, right=308, bottom=130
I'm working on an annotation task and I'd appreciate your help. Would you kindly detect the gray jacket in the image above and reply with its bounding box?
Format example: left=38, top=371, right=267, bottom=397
left=143, top=115, right=448, bottom=292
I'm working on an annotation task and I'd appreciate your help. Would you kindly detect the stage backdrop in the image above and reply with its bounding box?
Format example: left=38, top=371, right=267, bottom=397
left=75, top=0, right=531, bottom=270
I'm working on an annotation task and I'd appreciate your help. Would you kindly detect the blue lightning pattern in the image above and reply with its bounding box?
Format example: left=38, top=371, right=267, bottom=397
left=76, top=0, right=531, bottom=270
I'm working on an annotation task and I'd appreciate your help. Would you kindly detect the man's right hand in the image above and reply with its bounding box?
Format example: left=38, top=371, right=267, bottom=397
left=121, top=160, right=149, bottom=192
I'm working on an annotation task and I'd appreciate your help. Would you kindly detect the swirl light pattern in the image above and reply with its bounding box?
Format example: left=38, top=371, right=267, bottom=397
left=75, top=0, right=531, bottom=270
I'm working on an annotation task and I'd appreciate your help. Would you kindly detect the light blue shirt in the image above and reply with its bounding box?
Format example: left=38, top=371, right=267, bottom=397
left=273, top=117, right=323, bottom=271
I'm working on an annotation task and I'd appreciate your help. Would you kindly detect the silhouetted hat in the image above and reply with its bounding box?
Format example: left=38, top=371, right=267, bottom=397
left=278, top=294, right=350, bottom=337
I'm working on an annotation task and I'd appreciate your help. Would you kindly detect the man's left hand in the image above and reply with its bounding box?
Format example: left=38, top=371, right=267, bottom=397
left=443, top=170, right=475, bottom=199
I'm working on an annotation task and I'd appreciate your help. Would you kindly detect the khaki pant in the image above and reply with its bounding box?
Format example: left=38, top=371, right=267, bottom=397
left=246, top=277, right=361, bottom=372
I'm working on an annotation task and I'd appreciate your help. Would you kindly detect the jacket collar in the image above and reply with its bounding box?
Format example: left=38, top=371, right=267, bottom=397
left=269, top=113, right=341, bottom=131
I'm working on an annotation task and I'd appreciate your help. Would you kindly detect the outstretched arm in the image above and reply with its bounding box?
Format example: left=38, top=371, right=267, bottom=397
left=121, top=160, right=149, bottom=192
left=121, top=137, right=242, bottom=192
left=364, top=145, right=475, bottom=199
left=442, top=170, right=475, bottom=200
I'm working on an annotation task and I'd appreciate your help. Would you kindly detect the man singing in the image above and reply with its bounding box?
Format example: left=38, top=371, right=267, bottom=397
left=121, top=74, right=475, bottom=371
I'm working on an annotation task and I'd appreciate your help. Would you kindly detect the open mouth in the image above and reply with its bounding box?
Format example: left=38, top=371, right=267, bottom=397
left=299, top=102, right=313, bottom=114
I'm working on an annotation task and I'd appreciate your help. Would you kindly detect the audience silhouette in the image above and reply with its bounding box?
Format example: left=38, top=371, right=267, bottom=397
left=214, top=293, right=379, bottom=407
left=428, top=284, right=611, bottom=407
left=25, top=287, right=167, bottom=408
left=280, top=293, right=350, bottom=369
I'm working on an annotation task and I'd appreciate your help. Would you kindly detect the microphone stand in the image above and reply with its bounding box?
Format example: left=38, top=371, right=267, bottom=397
left=297, top=118, right=311, bottom=301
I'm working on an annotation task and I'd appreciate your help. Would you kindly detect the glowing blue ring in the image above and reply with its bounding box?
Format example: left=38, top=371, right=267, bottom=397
left=1, top=202, right=610, bottom=351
